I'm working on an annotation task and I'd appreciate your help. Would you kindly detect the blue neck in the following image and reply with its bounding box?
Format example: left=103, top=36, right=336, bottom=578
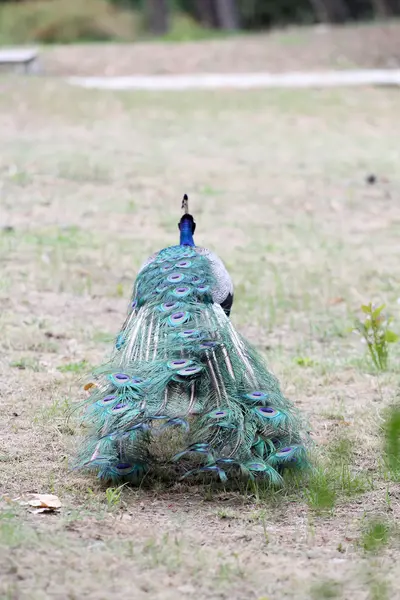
left=179, top=224, right=195, bottom=247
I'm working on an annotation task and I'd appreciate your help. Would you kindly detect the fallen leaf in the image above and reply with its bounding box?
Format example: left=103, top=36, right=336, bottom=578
left=26, top=494, right=62, bottom=511
left=328, top=297, right=344, bottom=305
left=84, top=382, right=96, bottom=391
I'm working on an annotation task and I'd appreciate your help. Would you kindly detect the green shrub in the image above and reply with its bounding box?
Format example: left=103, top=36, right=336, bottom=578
left=0, top=0, right=138, bottom=44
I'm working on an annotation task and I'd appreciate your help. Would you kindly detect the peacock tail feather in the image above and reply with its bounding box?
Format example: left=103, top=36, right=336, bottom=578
left=75, top=243, right=310, bottom=485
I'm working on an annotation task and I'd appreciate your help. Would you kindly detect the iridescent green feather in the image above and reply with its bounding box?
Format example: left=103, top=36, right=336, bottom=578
left=74, top=244, right=310, bottom=484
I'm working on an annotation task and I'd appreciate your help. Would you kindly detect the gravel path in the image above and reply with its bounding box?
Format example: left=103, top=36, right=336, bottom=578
left=67, top=69, right=400, bottom=90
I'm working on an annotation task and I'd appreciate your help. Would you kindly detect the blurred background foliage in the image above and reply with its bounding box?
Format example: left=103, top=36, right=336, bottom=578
left=0, top=0, right=399, bottom=44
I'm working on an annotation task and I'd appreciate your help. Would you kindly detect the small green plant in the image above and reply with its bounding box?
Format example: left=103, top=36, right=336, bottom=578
left=216, top=508, right=237, bottom=520
left=359, top=518, right=390, bottom=553
left=310, top=579, right=341, bottom=599
left=294, top=356, right=316, bottom=367
left=57, top=360, right=88, bottom=373
left=354, top=303, right=398, bottom=371
left=115, top=283, right=124, bottom=297
left=364, top=568, right=390, bottom=600
left=382, top=404, right=400, bottom=478
left=105, top=484, right=125, bottom=509
left=10, top=357, right=41, bottom=371
left=369, top=578, right=389, bottom=600
left=0, top=511, right=34, bottom=548
left=304, top=469, right=337, bottom=514
left=34, top=396, right=72, bottom=424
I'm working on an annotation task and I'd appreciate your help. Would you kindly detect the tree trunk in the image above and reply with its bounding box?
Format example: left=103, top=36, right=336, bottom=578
left=310, top=0, right=350, bottom=23
left=371, top=0, right=398, bottom=16
left=194, top=0, right=219, bottom=28
left=146, top=0, right=170, bottom=35
left=215, top=0, right=240, bottom=30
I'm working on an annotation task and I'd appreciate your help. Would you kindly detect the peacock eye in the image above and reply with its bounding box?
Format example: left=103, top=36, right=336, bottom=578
left=168, top=311, right=190, bottom=326
left=167, top=359, right=193, bottom=370
left=200, top=341, right=217, bottom=349
left=254, top=406, right=280, bottom=418
left=167, top=273, right=184, bottom=283
left=207, top=409, right=230, bottom=419
left=103, top=395, right=114, bottom=401
left=175, top=260, right=192, bottom=268
left=112, top=402, right=128, bottom=413
left=176, top=365, right=202, bottom=376
left=244, top=391, right=268, bottom=402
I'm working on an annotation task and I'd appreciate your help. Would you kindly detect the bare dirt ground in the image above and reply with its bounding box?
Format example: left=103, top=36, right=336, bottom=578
left=1, top=75, right=400, bottom=600
left=42, top=21, right=400, bottom=77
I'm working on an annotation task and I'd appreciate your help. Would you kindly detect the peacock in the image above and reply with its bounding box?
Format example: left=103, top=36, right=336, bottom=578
left=75, top=195, right=309, bottom=485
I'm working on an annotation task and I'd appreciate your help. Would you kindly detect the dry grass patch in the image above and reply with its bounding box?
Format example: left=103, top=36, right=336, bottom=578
left=40, top=21, right=400, bottom=76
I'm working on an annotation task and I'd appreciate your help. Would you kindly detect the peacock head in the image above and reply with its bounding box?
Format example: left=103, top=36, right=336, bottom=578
left=178, top=194, right=196, bottom=246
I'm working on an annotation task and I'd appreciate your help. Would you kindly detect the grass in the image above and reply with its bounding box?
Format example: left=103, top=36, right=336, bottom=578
left=310, top=580, right=342, bottom=599
left=382, top=404, right=400, bottom=478
left=1, top=74, right=400, bottom=599
left=359, top=519, right=391, bottom=553
left=105, top=484, right=126, bottom=509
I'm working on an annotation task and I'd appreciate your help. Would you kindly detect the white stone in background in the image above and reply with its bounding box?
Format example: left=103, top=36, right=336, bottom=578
left=0, top=47, right=40, bottom=74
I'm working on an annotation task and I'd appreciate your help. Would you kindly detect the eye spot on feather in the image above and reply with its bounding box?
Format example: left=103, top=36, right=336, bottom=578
left=108, top=373, right=145, bottom=387
left=112, top=402, right=129, bottom=413
left=254, top=406, right=280, bottom=418
left=276, top=446, right=294, bottom=456
left=115, top=462, right=143, bottom=476
left=200, top=341, right=217, bottom=349
left=168, top=311, right=190, bottom=326
left=116, top=462, right=131, bottom=469
left=178, top=329, right=200, bottom=339
left=247, top=463, right=267, bottom=471
left=167, top=359, right=193, bottom=369
left=207, top=409, right=230, bottom=419
left=176, top=365, right=202, bottom=376
left=244, top=391, right=268, bottom=402
left=115, top=373, right=129, bottom=381
left=191, top=276, right=203, bottom=284
left=160, top=301, right=179, bottom=312
left=98, top=394, right=116, bottom=406
left=172, top=286, right=191, bottom=298
left=175, top=260, right=192, bottom=268
left=160, top=263, right=174, bottom=273
left=167, top=273, right=185, bottom=283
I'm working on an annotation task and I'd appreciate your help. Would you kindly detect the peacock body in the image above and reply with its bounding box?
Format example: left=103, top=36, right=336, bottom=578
left=75, top=197, right=309, bottom=484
